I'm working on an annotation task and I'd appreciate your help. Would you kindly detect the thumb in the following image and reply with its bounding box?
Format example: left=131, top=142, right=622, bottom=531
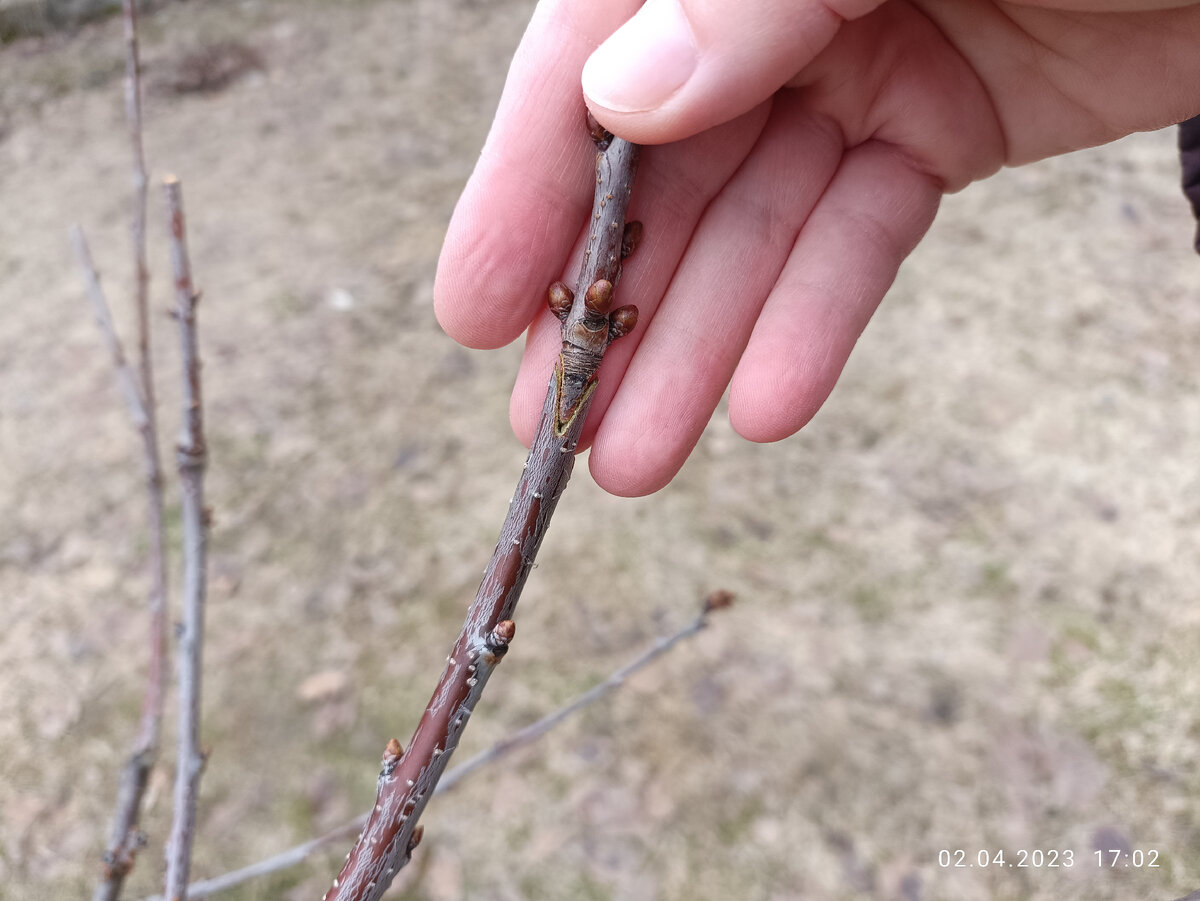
left=582, top=0, right=883, bottom=144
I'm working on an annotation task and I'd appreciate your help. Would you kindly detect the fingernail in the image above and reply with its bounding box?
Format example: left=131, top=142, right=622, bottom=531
left=582, top=0, right=697, bottom=114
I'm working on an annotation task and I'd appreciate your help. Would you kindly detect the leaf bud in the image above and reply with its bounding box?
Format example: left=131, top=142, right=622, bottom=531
left=584, top=279, right=614, bottom=316
left=586, top=110, right=613, bottom=149
left=547, top=281, right=574, bottom=320
left=607, top=305, right=639, bottom=340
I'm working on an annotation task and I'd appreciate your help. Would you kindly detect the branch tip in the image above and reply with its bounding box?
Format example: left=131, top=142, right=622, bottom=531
left=702, top=589, right=735, bottom=616
left=586, top=110, right=613, bottom=150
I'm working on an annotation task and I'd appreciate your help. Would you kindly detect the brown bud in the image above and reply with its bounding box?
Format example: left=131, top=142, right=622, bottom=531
left=383, top=737, right=404, bottom=763
left=490, top=619, right=516, bottom=648
left=621, top=221, right=643, bottom=259
left=407, top=824, right=425, bottom=855
left=607, top=305, right=639, bottom=340
left=702, top=589, right=735, bottom=614
left=584, top=279, right=614, bottom=316
left=547, top=281, right=573, bottom=320
left=586, top=110, right=612, bottom=149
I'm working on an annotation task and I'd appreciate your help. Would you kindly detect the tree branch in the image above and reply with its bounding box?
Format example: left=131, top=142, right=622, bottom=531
left=323, top=127, right=641, bottom=901
left=163, top=175, right=211, bottom=901
left=437, top=589, right=733, bottom=794
left=140, top=592, right=731, bottom=901
left=69, top=226, right=150, bottom=431
left=83, top=3, right=172, bottom=896
left=120, top=0, right=172, bottom=827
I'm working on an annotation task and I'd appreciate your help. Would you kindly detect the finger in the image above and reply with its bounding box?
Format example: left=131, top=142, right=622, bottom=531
left=581, top=0, right=885, bottom=144
left=508, top=105, right=773, bottom=447
left=434, top=0, right=641, bottom=349
left=729, top=140, right=941, bottom=443
left=584, top=96, right=844, bottom=496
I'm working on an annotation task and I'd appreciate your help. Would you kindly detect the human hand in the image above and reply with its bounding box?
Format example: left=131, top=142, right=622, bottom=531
left=434, top=0, right=1200, bottom=496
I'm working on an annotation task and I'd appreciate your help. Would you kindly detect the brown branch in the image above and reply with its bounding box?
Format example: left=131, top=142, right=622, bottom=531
left=141, top=592, right=731, bottom=901
left=163, top=176, right=211, bottom=901
left=85, top=3, right=171, bottom=897
left=323, top=126, right=641, bottom=901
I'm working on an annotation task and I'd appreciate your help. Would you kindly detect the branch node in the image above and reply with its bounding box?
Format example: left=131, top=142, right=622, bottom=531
left=486, top=619, right=516, bottom=655
left=380, top=738, right=403, bottom=776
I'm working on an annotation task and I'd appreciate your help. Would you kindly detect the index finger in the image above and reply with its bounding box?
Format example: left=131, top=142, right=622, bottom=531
left=433, top=0, right=641, bottom=349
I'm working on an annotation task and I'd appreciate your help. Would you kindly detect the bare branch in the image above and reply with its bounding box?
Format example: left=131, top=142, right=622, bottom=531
left=121, top=0, right=171, bottom=814
left=146, top=819, right=365, bottom=901
left=140, top=592, right=732, bottom=901
left=84, top=3, right=172, bottom=896
left=124, top=0, right=151, bottom=377
left=438, top=590, right=733, bottom=793
left=70, top=218, right=169, bottom=901
left=69, top=226, right=149, bottom=430
left=324, top=126, right=641, bottom=901
left=163, top=175, right=211, bottom=901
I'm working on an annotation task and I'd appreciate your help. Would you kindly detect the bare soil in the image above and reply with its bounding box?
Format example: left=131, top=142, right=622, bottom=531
left=1, top=2, right=1198, bottom=899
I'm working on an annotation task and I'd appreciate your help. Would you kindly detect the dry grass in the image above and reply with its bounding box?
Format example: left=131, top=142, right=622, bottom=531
left=0, top=1, right=1197, bottom=899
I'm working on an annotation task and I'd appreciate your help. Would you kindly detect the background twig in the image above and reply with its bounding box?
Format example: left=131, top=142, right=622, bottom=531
left=163, top=175, right=211, bottom=901
left=82, top=3, right=172, bottom=896
left=142, top=592, right=732, bottom=901
left=121, top=0, right=172, bottom=807
left=69, top=226, right=149, bottom=432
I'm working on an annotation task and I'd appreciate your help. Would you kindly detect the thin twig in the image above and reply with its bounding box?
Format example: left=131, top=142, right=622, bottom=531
left=121, top=0, right=172, bottom=819
left=84, top=3, right=171, bottom=896
left=438, top=589, right=733, bottom=793
left=163, top=176, right=211, bottom=901
left=124, top=0, right=172, bottom=763
left=70, top=226, right=149, bottom=430
left=325, top=123, right=641, bottom=901
left=124, top=0, right=151, bottom=391
left=140, top=592, right=733, bottom=901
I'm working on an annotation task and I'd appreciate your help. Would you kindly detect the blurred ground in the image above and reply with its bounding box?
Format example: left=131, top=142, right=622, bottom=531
left=1, top=1, right=1198, bottom=899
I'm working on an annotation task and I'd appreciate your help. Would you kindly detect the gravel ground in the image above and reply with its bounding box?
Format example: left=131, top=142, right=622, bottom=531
left=1, top=2, right=1198, bottom=899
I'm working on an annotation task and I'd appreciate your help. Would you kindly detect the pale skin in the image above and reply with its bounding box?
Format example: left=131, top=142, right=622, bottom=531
left=434, top=0, right=1200, bottom=497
